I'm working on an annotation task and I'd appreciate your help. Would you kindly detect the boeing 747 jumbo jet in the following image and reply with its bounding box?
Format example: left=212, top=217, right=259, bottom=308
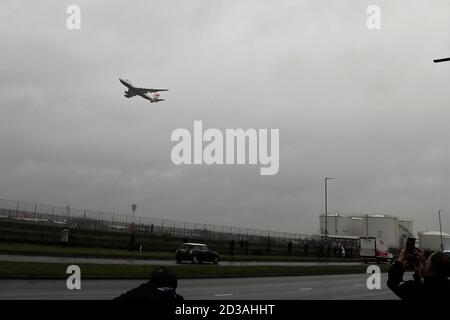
left=119, top=78, right=168, bottom=102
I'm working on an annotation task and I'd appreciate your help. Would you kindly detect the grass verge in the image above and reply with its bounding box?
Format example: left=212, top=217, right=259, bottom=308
left=0, top=261, right=390, bottom=279
left=0, top=242, right=359, bottom=263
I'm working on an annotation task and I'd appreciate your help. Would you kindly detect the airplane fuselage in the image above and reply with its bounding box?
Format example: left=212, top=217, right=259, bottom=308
left=119, top=78, right=167, bottom=103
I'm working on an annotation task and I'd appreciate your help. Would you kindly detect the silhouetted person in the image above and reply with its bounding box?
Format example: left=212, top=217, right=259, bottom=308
left=326, top=245, right=331, bottom=258
left=239, top=238, right=244, bottom=249
left=266, top=239, right=271, bottom=256
left=115, top=266, right=183, bottom=302
left=229, top=239, right=235, bottom=256
left=61, top=228, right=69, bottom=247
left=388, top=248, right=450, bottom=300
left=304, top=243, right=309, bottom=257
left=150, top=224, right=154, bottom=235
left=287, top=241, right=293, bottom=256
left=244, top=239, right=249, bottom=255
left=129, top=230, right=136, bottom=252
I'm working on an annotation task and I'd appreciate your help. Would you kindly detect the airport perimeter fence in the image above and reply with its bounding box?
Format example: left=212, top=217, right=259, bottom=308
left=0, top=198, right=316, bottom=246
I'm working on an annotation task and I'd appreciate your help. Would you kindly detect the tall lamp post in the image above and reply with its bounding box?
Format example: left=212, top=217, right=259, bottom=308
left=433, top=55, right=447, bottom=248
left=438, top=209, right=444, bottom=251
left=324, top=177, right=334, bottom=252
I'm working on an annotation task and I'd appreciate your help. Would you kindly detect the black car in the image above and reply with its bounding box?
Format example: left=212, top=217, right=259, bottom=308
left=175, top=243, right=220, bottom=264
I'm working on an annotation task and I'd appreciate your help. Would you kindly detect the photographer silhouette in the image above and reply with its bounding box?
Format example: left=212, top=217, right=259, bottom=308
left=387, top=245, right=450, bottom=300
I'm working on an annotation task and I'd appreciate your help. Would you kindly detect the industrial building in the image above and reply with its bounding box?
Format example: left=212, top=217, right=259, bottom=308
left=319, top=213, right=414, bottom=248
left=419, top=231, right=450, bottom=251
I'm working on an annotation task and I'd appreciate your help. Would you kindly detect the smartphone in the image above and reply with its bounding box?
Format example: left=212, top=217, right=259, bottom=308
left=405, top=237, right=416, bottom=254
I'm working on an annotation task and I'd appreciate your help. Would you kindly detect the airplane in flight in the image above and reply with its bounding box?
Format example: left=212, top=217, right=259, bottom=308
left=119, top=78, right=168, bottom=102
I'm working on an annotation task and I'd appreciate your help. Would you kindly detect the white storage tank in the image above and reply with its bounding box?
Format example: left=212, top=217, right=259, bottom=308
left=351, top=217, right=364, bottom=236
left=398, top=219, right=414, bottom=237
left=361, top=215, right=400, bottom=248
left=319, top=214, right=352, bottom=236
left=318, top=213, right=413, bottom=249
left=419, top=231, right=450, bottom=251
left=398, top=219, right=414, bottom=245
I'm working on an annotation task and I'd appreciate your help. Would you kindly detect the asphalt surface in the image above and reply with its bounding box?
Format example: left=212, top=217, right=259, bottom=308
left=0, top=254, right=361, bottom=267
left=0, top=273, right=400, bottom=300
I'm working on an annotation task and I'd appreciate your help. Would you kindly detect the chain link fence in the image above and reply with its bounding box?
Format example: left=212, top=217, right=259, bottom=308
left=0, top=198, right=315, bottom=245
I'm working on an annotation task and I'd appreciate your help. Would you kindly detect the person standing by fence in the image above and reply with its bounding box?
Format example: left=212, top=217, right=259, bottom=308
left=229, top=239, right=235, bottom=256
left=129, top=229, right=136, bottom=252
left=244, top=239, right=249, bottom=255
left=61, top=227, right=69, bottom=247
left=287, top=241, right=293, bottom=256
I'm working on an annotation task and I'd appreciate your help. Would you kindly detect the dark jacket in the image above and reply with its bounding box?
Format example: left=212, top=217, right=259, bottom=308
left=114, top=281, right=184, bottom=302
left=387, top=261, right=450, bottom=300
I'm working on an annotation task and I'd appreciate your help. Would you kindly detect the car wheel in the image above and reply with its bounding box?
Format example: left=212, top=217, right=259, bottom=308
left=192, top=256, right=199, bottom=264
left=213, top=257, right=219, bottom=265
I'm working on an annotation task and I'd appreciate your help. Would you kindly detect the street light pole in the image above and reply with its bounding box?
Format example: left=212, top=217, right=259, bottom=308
left=324, top=177, right=334, bottom=257
left=438, top=209, right=444, bottom=251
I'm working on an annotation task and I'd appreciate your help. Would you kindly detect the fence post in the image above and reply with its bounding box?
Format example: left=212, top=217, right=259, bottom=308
left=66, top=206, right=71, bottom=225
left=83, top=210, right=87, bottom=228
left=33, top=203, right=37, bottom=220
left=15, top=201, right=19, bottom=218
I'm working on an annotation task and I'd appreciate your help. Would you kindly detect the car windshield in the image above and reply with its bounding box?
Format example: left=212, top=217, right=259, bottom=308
left=183, top=244, right=208, bottom=250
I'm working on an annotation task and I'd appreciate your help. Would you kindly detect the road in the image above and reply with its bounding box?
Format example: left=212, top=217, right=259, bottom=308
left=0, top=254, right=361, bottom=267
left=0, top=273, right=400, bottom=300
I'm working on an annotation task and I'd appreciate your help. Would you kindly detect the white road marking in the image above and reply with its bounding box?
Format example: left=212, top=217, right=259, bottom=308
left=214, top=293, right=233, bottom=297
left=298, top=288, right=313, bottom=291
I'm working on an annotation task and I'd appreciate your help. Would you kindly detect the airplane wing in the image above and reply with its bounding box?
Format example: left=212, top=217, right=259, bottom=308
left=124, top=90, right=137, bottom=98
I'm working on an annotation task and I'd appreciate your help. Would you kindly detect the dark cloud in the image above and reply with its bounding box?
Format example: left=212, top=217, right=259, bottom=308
left=0, top=0, right=448, bottom=234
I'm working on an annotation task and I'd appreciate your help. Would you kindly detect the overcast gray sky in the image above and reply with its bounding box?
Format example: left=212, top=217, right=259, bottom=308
left=0, top=0, right=449, bottom=234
